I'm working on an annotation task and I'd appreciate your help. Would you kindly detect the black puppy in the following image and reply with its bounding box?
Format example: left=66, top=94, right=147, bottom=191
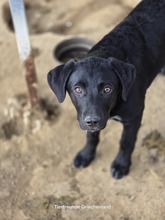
left=47, top=0, right=165, bottom=179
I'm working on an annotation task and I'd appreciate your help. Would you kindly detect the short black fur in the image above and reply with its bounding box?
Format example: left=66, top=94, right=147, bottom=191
left=47, top=0, right=165, bottom=179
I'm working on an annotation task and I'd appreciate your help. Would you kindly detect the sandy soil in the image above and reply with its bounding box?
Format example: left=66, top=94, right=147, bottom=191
left=0, top=0, right=165, bottom=219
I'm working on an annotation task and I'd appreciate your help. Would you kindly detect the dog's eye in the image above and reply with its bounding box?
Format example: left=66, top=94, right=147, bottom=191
left=104, top=86, right=112, bottom=93
left=74, top=86, right=82, bottom=93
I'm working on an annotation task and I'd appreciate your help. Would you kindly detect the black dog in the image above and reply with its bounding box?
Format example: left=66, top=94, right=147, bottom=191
left=47, top=0, right=165, bottom=179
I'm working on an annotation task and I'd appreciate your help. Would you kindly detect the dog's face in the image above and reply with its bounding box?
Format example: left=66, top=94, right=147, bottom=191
left=66, top=58, right=119, bottom=131
left=47, top=57, right=136, bottom=132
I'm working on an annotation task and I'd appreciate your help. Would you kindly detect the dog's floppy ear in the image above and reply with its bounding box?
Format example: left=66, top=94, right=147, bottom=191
left=47, top=59, right=76, bottom=103
left=109, top=57, right=136, bottom=101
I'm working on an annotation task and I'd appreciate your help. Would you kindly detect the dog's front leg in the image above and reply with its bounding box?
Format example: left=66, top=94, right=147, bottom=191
left=73, top=131, right=100, bottom=168
left=111, top=112, right=143, bottom=179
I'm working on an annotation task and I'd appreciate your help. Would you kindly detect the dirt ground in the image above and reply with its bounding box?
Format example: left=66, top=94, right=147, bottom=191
left=0, top=0, right=165, bottom=219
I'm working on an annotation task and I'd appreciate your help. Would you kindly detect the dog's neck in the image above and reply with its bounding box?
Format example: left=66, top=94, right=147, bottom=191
left=87, top=45, right=127, bottom=62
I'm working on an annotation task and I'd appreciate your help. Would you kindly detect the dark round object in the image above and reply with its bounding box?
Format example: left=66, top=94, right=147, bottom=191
left=54, top=37, right=95, bottom=63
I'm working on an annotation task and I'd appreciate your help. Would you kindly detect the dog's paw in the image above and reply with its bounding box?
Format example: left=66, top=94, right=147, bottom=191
left=111, top=161, right=130, bottom=179
left=73, top=152, right=95, bottom=168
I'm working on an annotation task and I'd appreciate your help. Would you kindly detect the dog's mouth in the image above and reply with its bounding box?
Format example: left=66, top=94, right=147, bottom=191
left=81, top=126, right=102, bottom=132
left=86, top=127, right=101, bottom=132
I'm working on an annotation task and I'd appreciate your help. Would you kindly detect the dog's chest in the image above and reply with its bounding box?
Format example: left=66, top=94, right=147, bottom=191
left=110, top=115, right=122, bottom=122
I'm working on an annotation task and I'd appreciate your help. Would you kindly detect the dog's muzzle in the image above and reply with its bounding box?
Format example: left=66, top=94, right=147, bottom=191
left=79, top=115, right=107, bottom=132
left=84, top=116, right=100, bottom=129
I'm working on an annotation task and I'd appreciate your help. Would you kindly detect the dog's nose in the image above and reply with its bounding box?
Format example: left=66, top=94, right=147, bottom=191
left=84, top=116, right=100, bottom=128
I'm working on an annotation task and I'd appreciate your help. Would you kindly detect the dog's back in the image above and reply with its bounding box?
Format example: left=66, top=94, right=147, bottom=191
left=88, top=0, right=165, bottom=84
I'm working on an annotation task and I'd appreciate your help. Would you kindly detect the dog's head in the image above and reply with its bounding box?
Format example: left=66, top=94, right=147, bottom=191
left=47, top=57, right=136, bottom=132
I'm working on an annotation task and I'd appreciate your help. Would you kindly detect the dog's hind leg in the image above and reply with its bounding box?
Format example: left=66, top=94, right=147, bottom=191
left=73, top=131, right=100, bottom=168
left=111, top=111, right=143, bottom=179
